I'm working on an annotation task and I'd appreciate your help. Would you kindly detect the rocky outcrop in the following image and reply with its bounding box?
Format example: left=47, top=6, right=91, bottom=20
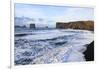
left=30, top=24, right=35, bottom=29
left=84, top=41, right=94, bottom=61
left=56, top=21, right=94, bottom=31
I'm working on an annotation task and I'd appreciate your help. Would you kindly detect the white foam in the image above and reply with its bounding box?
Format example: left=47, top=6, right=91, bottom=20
left=15, top=29, right=94, bottom=64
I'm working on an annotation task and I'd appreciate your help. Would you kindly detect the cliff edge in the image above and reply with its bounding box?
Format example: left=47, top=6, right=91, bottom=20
left=56, top=21, right=94, bottom=31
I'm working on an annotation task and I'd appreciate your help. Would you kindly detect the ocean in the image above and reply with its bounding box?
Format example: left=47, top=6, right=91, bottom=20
left=14, top=29, right=94, bottom=65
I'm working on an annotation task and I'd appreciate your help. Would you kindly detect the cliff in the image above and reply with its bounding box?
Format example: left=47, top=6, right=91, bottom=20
left=56, top=21, right=94, bottom=31
left=84, top=41, right=94, bottom=61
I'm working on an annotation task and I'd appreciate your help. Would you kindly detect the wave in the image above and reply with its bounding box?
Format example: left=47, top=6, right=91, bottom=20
left=14, top=29, right=94, bottom=65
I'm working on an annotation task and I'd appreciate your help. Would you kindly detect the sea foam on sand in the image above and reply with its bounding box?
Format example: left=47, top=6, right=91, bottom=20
left=15, top=29, right=94, bottom=65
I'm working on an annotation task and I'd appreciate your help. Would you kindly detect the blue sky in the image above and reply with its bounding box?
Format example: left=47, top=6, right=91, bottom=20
left=15, top=3, right=94, bottom=27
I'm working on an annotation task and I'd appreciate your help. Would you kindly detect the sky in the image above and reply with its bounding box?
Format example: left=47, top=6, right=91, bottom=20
left=15, top=3, right=94, bottom=28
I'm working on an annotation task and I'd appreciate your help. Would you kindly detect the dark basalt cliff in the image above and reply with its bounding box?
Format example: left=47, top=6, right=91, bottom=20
left=84, top=41, right=94, bottom=61
left=56, top=21, right=94, bottom=31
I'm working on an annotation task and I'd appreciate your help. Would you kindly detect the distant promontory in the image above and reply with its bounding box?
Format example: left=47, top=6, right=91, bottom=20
left=56, top=21, right=94, bottom=31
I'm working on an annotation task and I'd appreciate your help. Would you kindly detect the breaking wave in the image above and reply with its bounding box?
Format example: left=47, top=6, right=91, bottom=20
left=14, top=29, right=94, bottom=65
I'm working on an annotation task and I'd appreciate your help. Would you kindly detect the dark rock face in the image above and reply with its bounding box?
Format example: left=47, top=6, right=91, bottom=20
left=56, top=21, right=94, bottom=31
left=84, top=41, right=94, bottom=61
left=30, top=24, right=35, bottom=29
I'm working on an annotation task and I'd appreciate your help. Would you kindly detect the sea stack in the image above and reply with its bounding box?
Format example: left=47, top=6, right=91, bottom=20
left=30, top=24, right=35, bottom=29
